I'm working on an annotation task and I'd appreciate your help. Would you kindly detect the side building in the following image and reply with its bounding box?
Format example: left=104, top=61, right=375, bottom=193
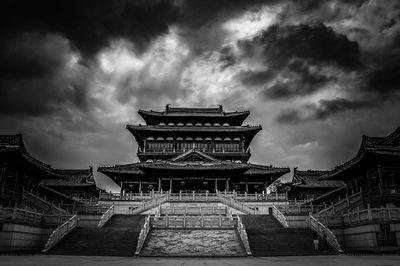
left=98, top=105, right=289, bottom=194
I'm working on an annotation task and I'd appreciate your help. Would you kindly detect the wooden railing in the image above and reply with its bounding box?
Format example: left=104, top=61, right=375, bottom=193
left=134, top=214, right=151, bottom=256
left=98, top=204, right=114, bottom=228
left=272, top=205, right=289, bottom=228
left=236, top=215, right=252, bottom=256
left=219, top=194, right=255, bottom=214
left=307, top=215, right=343, bottom=254
left=42, top=215, right=79, bottom=253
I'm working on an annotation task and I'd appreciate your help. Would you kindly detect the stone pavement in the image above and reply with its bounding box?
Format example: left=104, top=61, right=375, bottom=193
left=0, top=255, right=400, bottom=266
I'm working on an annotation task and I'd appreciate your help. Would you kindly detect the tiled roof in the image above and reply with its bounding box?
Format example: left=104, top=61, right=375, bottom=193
left=321, top=127, right=400, bottom=180
left=291, top=169, right=344, bottom=188
left=98, top=160, right=289, bottom=175
left=41, top=168, right=96, bottom=187
left=0, top=134, right=58, bottom=177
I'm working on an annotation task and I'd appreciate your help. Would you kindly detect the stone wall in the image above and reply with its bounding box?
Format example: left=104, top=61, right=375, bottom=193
left=0, top=223, right=54, bottom=253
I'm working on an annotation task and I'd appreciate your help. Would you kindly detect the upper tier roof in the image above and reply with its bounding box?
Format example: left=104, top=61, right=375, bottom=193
left=138, top=105, right=250, bottom=126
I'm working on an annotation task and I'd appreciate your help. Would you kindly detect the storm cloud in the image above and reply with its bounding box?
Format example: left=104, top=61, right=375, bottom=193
left=0, top=0, right=399, bottom=190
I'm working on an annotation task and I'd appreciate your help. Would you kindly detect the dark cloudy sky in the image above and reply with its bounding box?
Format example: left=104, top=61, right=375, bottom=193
left=1, top=0, right=400, bottom=191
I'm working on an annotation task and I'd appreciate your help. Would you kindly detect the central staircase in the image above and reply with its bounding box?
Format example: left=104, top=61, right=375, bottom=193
left=242, top=215, right=337, bottom=256
left=47, top=214, right=145, bottom=256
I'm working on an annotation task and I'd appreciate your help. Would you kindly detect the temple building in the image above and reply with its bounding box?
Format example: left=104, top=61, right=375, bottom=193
left=0, top=134, right=101, bottom=208
left=98, top=105, right=289, bottom=193
left=284, top=168, right=344, bottom=201
left=316, top=127, right=400, bottom=207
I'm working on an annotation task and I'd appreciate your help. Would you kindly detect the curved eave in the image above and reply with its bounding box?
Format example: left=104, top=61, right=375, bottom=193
left=138, top=109, right=250, bottom=126
left=0, top=148, right=62, bottom=179
left=126, top=124, right=262, bottom=149
left=321, top=147, right=400, bottom=180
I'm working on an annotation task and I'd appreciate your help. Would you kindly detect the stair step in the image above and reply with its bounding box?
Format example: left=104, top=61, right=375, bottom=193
left=48, top=214, right=145, bottom=256
left=242, top=215, right=337, bottom=256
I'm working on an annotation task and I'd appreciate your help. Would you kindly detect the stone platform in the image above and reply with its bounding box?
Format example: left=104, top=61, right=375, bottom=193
left=140, top=229, right=245, bottom=256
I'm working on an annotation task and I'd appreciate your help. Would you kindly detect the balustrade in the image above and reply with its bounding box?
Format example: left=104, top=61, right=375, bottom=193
left=42, top=215, right=79, bottom=253
left=307, top=215, right=343, bottom=253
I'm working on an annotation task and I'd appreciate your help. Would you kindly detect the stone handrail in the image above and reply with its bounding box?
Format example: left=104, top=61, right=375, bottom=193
left=318, top=191, right=362, bottom=216
left=236, top=215, right=252, bottom=256
left=132, top=195, right=168, bottom=214
left=134, top=214, right=151, bottom=255
left=98, top=204, right=114, bottom=228
left=272, top=205, right=289, bottom=228
left=219, top=194, right=255, bottom=214
left=307, top=215, right=343, bottom=254
left=23, top=190, right=68, bottom=215
left=42, top=214, right=79, bottom=253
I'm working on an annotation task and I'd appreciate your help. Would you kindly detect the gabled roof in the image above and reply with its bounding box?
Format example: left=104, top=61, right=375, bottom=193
left=291, top=168, right=344, bottom=188
left=322, top=127, right=400, bottom=180
left=171, top=149, right=218, bottom=163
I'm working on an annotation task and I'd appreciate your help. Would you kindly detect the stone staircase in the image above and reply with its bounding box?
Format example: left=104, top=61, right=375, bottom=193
left=47, top=214, right=145, bottom=256
left=242, top=215, right=337, bottom=256
left=141, top=229, right=246, bottom=256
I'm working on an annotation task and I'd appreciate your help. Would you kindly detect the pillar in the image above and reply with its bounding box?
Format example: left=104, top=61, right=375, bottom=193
left=214, top=178, right=218, bottom=192
left=245, top=180, right=249, bottom=193
left=169, top=178, right=173, bottom=192
left=377, top=165, right=383, bottom=195
left=120, top=181, right=124, bottom=194
left=366, top=172, right=372, bottom=192
left=225, top=178, right=230, bottom=191
left=13, top=169, right=19, bottom=192
left=138, top=180, right=142, bottom=193
left=0, top=163, right=7, bottom=195
left=158, top=178, right=162, bottom=192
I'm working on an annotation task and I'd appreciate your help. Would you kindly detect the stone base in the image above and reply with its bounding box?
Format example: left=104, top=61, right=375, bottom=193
left=141, top=229, right=245, bottom=256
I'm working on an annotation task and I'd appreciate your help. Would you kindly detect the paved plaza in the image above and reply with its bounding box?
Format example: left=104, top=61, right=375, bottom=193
left=0, top=255, right=399, bottom=266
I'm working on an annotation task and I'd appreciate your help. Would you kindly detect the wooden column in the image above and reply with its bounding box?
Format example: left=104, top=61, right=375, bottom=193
left=13, top=169, right=19, bottom=193
left=158, top=178, right=162, bottom=192
left=214, top=178, right=218, bottom=192
left=138, top=180, right=142, bottom=193
left=378, top=165, right=383, bottom=195
left=120, top=181, right=124, bottom=194
left=366, top=172, right=372, bottom=192
left=225, top=178, right=230, bottom=191
left=245, top=180, right=249, bottom=194
left=0, top=163, right=6, bottom=195
left=169, top=178, right=173, bottom=192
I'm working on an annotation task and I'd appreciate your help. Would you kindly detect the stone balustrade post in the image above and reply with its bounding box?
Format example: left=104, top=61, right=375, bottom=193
left=193, top=191, right=195, bottom=201
left=165, top=214, right=169, bottom=227
left=367, top=204, right=372, bottom=221
left=387, top=204, right=392, bottom=220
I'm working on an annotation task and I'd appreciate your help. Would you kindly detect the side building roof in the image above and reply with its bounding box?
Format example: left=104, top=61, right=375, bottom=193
left=291, top=168, right=344, bottom=188
left=320, top=126, right=400, bottom=180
